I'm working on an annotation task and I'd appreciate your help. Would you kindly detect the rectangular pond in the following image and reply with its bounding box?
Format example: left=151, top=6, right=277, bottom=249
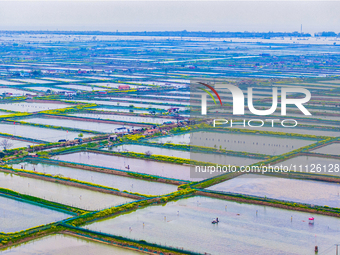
left=0, top=102, right=72, bottom=113
left=106, top=144, right=261, bottom=166
left=0, top=234, right=143, bottom=254
left=234, top=126, right=340, bottom=137
left=0, top=196, right=71, bottom=233
left=84, top=196, right=340, bottom=255
left=93, top=107, right=151, bottom=114
left=148, top=133, right=190, bottom=145
left=190, top=131, right=314, bottom=155
left=20, top=117, right=133, bottom=133
left=10, top=162, right=178, bottom=196
left=57, top=84, right=108, bottom=91
left=68, top=100, right=188, bottom=111
left=68, top=113, right=177, bottom=124
left=0, top=123, right=94, bottom=143
left=55, top=151, right=196, bottom=181
left=0, top=88, right=36, bottom=96
left=275, top=156, right=340, bottom=177
left=0, top=171, right=134, bottom=211
left=0, top=138, right=38, bottom=149
left=208, top=174, right=340, bottom=208
left=311, top=143, right=340, bottom=155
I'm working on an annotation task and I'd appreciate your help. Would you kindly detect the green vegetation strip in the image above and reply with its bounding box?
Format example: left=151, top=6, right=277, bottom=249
left=0, top=187, right=86, bottom=215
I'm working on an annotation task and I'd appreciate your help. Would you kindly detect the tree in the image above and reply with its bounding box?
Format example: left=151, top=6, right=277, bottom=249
left=78, top=133, right=84, bottom=138
left=0, top=139, right=13, bottom=151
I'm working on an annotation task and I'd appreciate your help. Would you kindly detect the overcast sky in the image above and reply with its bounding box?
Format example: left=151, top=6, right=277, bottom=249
left=0, top=1, right=339, bottom=33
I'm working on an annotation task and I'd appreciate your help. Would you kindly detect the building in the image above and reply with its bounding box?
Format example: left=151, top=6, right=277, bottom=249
left=118, top=85, right=130, bottom=90
left=144, top=129, right=159, bottom=135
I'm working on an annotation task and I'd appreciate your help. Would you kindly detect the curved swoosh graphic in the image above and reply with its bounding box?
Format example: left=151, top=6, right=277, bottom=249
left=199, top=88, right=217, bottom=105
left=198, top=82, right=223, bottom=106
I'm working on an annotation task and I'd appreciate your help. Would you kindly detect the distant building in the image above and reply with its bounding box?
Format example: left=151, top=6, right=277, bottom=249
left=144, top=129, right=159, bottom=135
left=114, top=127, right=129, bottom=134
left=168, top=107, right=180, bottom=113
left=118, top=85, right=130, bottom=90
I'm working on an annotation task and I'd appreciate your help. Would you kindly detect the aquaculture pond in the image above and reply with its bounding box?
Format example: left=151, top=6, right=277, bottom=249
left=148, top=133, right=190, bottom=145
left=11, top=78, right=55, bottom=84
left=274, top=156, right=340, bottom=177
left=20, top=117, right=133, bottom=133
left=68, top=100, right=188, bottom=111
left=0, top=138, right=38, bottom=149
left=0, top=123, right=93, bottom=143
left=93, top=107, right=150, bottom=114
left=235, top=126, right=340, bottom=137
left=208, top=174, right=340, bottom=208
left=68, top=113, right=177, bottom=124
left=11, top=162, right=178, bottom=196
left=84, top=196, right=340, bottom=255
left=0, top=102, right=72, bottom=113
left=0, top=196, right=71, bottom=233
left=55, top=151, right=196, bottom=181
left=57, top=84, right=108, bottom=91
left=191, top=131, right=314, bottom=155
left=106, top=97, right=189, bottom=106
left=0, top=234, right=144, bottom=254
left=106, top=144, right=260, bottom=166
left=0, top=88, right=35, bottom=96
left=311, top=143, right=340, bottom=155
left=0, top=172, right=134, bottom=211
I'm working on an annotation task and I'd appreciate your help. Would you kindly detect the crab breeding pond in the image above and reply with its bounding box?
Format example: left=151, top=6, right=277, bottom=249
left=0, top=171, right=134, bottom=211
left=0, top=196, right=71, bottom=233
left=54, top=151, right=197, bottom=181
left=311, top=143, right=340, bottom=155
left=274, top=156, right=340, bottom=177
left=0, top=123, right=94, bottom=143
left=10, top=162, right=178, bottom=196
left=83, top=196, right=340, bottom=255
left=148, top=133, right=190, bottom=145
left=106, top=144, right=261, bottom=166
left=190, top=131, right=315, bottom=155
left=207, top=174, right=340, bottom=208
left=0, top=102, right=72, bottom=113
left=0, top=234, right=144, bottom=254
left=68, top=113, right=177, bottom=124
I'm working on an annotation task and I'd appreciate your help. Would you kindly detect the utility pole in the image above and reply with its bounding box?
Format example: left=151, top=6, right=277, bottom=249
left=336, top=244, right=338, bottom=255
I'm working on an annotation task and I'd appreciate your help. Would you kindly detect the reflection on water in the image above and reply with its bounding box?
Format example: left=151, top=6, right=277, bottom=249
left=0, top=234, right=143, bottom=254
left=0, top=196, right=71, bottom=233
left=85, top=196, right=340, bottom=255
left=208, top=174, right=340, bottom=207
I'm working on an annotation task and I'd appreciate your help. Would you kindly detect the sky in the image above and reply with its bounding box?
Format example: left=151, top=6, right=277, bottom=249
left=0, top=1, right=339, bottom=33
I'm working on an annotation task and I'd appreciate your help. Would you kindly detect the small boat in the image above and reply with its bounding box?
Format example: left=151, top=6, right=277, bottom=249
left=212, top=218, right=219, bottom=224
